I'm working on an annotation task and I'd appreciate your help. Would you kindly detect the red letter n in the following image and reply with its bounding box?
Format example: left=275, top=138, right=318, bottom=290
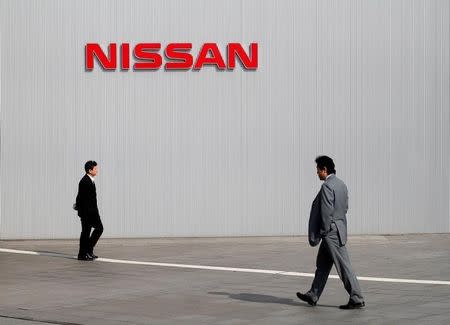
left=227, top=43, right=258, bottom=70
left=85, top=43, right=117, bottom=70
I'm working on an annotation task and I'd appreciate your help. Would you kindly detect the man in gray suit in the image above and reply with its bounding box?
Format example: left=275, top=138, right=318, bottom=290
left=297, top=156, right=365, bottom=309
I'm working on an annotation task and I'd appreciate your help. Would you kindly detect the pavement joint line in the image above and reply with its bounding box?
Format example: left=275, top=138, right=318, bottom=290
left=1, top=247, right=449, bottom=286
left=0, top=314, right=82, bottom=325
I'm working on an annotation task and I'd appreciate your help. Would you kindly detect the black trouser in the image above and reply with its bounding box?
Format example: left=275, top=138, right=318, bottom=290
left=79, top=217, right=103, bottom=257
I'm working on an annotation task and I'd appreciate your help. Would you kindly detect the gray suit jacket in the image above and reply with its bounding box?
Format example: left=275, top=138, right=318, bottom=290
left=308, top=174, right=348, bottom=247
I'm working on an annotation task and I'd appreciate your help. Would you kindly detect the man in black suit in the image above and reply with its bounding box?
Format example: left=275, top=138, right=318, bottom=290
left=75, top=161, right=103, bottom=261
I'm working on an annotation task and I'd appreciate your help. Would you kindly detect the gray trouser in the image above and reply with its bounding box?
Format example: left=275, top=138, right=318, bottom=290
left=308, top=223, right=364, bottom=303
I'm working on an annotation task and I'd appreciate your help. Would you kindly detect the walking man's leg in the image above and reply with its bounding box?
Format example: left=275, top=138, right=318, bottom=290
left=297, top=240, right=333, bottom=305
left=78, top=218, right=92, bottom=259
left=89, top=218, right=103, bottom=256
left=308, top=240, right=334, bottom=302
left=325, top=225, right=364, bottom=306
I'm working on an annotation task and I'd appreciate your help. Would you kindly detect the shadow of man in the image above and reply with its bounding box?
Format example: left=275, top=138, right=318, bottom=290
left=209, top=292, right=336, bottom=308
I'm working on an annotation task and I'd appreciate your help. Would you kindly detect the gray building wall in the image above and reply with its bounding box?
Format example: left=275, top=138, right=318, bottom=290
left=0, top=0, right=449, bottom=239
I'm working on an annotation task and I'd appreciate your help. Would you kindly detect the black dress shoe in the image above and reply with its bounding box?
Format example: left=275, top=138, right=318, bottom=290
left=87, top=253, right=98, bottom=259
left=339, top=301, right=365, bottom=309
left=296, top=292, right=317, bottom=306
left=77, top=254, right=94, bottom=261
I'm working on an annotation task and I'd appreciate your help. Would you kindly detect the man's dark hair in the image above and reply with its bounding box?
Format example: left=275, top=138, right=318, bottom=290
left=84, top=160, right=97, bottom=173
left=315, top=156, right=336, bottom=174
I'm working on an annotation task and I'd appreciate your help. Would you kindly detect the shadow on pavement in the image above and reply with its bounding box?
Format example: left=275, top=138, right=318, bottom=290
left=35, top=251, right=77, bottom=260
left=209, top=292, right=338, bottom=308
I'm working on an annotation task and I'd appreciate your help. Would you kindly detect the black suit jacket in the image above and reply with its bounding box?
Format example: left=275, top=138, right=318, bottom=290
left=75, top=174, right=100, bottom=219
left=308, top=192, right=322, bottom=247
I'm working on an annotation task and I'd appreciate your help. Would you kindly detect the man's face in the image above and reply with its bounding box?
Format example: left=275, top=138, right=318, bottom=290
left=316, top=166, right=327, bottom=181
left=89, top=166, right=98, bottom=177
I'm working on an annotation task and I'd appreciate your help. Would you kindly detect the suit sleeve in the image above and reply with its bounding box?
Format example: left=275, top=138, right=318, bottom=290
left=320, top=183, right=335, bottom=231
left=76, top=179, right=88, bottom=216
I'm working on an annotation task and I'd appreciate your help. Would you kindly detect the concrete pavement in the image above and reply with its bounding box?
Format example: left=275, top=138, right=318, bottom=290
left=1, top=234, right=449, bottom=324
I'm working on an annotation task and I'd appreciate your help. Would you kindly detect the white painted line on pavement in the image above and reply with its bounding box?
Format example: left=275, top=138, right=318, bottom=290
left=1, top=247, right=449, bottom=286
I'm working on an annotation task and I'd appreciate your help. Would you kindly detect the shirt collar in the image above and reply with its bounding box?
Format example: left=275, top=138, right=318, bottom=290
left=87, top=174, right=95, bottom=183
